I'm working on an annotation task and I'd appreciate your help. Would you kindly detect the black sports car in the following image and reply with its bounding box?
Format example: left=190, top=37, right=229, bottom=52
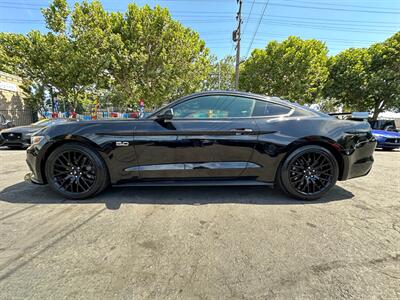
left=25, top=91, right=376, bottom=200
left=0, top=118, right=74, bottom=149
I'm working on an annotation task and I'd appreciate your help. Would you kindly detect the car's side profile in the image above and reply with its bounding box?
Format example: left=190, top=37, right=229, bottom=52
left=25, top=91, right=376, bottom=200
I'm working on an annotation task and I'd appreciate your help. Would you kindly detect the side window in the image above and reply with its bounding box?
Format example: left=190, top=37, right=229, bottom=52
left=252, top=100, right=291, bottom=117
left=172, top=95, right=255, bottom=119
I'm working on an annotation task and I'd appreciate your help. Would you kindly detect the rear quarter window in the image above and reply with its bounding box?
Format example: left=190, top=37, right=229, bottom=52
left=252, top=101, right=292, bottom=117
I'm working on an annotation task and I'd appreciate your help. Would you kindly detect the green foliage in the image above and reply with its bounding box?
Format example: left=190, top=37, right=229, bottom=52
left=41, top=0, right=70, bottom=34
left=204, top=55, right=235, bottom=90
left=325, top=32, right=400, bottom=119
left=0, top=33, right=28, bottom=75
left=105, top=4, right=211, bottom=108
left=0, top=0, right=398, bottom=118
left=324, top=48, right=371, bottom=112
left=1, top=0, right=211, bottom=111
left=19, top=80, right=47, bottom=113
left=239, top=36, right=329, bottom=104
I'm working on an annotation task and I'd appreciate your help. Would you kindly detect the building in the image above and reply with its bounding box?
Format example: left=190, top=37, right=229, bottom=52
left=0, top=71, right=32, bottom=126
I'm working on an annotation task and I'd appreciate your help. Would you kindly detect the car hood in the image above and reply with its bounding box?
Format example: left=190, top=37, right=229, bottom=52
left=1, top=125, right=43, bottom=134
left=372, top=129, right=400, bottom=137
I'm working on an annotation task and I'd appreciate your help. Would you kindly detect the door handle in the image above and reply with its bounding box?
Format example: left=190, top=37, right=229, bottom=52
left=231, top=128, right=254, bottom=134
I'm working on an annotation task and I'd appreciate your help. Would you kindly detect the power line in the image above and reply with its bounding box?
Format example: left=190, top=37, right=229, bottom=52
left=279, top=0, right=400, bottom=11
left=202, top=32, right=381, bottom=44
left=242, top=0, right=256, bottom=36
left=1, top=0, right=400, bottom=15
left=1, top=12, right=398, bottom=27
left=245, top=0, right=270, bottom=58
left=155, top=0, right=400, bottom=14
left=266, top=2, right=400, bottom=14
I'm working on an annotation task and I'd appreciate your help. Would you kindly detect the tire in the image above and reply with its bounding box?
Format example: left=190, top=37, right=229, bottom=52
left=45, top=143, right=109, bottom=199
left=277, top=145, right=339, bottom=200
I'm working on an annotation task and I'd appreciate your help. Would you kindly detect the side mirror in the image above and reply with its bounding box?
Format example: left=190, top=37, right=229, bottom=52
left=157, top=108, right=173, bottom=121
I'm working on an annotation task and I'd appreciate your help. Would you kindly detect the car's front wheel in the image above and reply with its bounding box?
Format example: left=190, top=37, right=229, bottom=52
left=278, top=145, right=338, bottom=200
left=45, top=143, right=109, bottom=199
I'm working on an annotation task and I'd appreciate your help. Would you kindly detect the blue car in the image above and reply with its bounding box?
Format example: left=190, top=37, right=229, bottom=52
left=372, top=129, right=400, bottom=151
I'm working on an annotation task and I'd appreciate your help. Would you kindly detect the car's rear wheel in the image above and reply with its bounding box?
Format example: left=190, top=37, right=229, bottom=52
left=45, top=143, right=109, bottom=199
left=278, top=145, right=338, bottom=200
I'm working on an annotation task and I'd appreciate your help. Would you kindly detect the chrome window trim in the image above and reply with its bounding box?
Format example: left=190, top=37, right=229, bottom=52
left=166, top=95, right=294, bottom=121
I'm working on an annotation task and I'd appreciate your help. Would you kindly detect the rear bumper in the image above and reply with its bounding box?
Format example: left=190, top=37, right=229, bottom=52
left=340, top=139, right=377, bottom=180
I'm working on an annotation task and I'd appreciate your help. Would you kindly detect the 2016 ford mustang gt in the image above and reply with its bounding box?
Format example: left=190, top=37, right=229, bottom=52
left=25, top=91, right=376, bottom=200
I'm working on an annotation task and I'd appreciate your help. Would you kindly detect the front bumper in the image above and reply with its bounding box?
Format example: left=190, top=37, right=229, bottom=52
left=26, top=144, right=46, bottom=185
left=24, top=172, right=44, bottom=185
left=0, top=133, right=31, bottom=147
left=377, top=141, right=400, bottom=149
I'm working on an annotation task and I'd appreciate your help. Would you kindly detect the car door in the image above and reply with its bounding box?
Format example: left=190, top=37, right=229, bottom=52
left=167, top=94, right=260, bottom=179
left=131, top=118, right=180, bottom=179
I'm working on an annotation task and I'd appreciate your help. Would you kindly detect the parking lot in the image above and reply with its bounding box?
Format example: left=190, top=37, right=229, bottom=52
left=0, top=148, right=399, bottom=299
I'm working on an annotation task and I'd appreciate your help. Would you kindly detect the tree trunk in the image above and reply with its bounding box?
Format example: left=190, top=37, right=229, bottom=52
left=50, top=87, right=55, bottom=112
left=371, top=100, right=384, bottom=120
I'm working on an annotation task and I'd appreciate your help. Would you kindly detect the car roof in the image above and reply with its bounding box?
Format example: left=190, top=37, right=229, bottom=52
left=182, top=90, right=292, bottom=106
left=148, top=90, right=315, bottom=118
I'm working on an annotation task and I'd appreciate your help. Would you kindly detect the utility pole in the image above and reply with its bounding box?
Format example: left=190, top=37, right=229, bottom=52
left=218, top=62, right=221, bottom=90
left=233, top=0, right=242, bottom=90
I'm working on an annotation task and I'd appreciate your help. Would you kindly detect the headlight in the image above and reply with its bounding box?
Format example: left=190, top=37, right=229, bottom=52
left=31, top=135, right=44, bottom=145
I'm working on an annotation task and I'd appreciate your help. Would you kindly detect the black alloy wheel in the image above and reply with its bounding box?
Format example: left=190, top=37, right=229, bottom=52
left=52, top=150, right=96, bottom=193
left=278, top=145, right=338, bottom=200
left=45, top=143, right=109, bottom=199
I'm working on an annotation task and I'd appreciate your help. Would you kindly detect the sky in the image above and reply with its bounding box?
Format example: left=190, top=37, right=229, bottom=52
left=0, top=0, right=399, bottom=59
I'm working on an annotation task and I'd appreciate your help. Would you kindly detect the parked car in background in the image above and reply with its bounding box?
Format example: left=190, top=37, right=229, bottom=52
left=0, top=118, right=75, bottom=149
left=368, top=119, right=400, bottom=151
left=369, top=119, right=398, bottom=132
left=25, top=91, right=376, bottom=200
left=0, top=113, right=13, bottom=130
left=371, top=129, right=400, bottom=151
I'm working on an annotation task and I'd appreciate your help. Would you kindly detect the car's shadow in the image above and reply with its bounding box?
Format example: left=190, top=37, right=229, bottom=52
left=0, top=181, right=354, bottom=210
left=0, top=146, right=26, bottom=151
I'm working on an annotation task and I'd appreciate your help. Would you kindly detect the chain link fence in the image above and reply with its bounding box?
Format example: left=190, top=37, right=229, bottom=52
left=0, top=109, right=34, bottom=126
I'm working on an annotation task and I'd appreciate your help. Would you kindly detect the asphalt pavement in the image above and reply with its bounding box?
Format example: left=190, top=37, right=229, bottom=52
left=0, top=148, right=399, bottom=299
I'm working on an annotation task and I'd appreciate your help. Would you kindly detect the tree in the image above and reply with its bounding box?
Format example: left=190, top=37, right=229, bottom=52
left=324, top=32, right=400, bottom=119
left=204, top=55, right=235, bottom=91
left=239, top=36, right=329, bottom=104
left=42, top=0, right=70, bottom=34
left=0, top=33, right=28, bottom=75
left=368, top=32, right=400, bottom=118
left=106, top=4, right=211, bottom=108
left=324, top=48, right=371, bottom=112
left=31, top=1, right=211, bottom=110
